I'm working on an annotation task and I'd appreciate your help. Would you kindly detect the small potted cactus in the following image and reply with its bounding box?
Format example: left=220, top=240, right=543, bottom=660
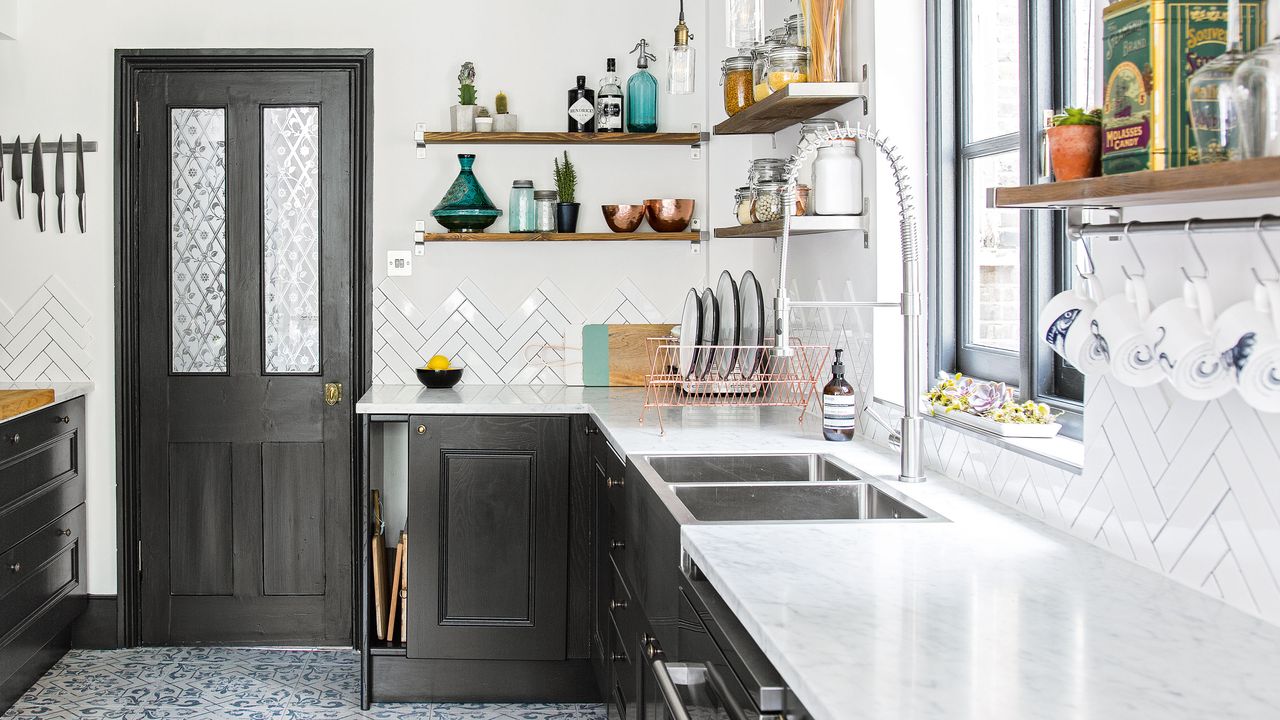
left=451, top=62, right=478, bottom=132
left=494, top=91, right=518, bottom=132
left=475, top=106, right=494, bottom=132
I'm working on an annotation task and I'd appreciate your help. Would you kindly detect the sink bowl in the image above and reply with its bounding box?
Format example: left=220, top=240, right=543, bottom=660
left=671, top=483, right=931, bottom=522
left=645, top=454, right=857, bottom=484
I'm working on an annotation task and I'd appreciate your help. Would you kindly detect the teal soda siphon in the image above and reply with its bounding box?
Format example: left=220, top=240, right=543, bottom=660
left=627, top=39, right=659, bottom=133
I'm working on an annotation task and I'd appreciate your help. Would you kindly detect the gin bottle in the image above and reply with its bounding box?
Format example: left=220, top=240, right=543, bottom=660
left=596, top=59, right=624, bottom=133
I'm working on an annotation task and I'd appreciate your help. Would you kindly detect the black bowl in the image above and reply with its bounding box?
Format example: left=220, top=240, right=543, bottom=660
left=415, top=367, right=464, bottom=389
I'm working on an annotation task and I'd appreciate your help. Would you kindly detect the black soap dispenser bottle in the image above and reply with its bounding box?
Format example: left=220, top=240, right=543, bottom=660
left=822, top=349, right=856, bottom=441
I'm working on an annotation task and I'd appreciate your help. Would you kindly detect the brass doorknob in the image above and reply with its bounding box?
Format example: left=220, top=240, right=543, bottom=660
left=57, top=528, right=72, bottom=537
left=324, top=382, right=342, bottom=406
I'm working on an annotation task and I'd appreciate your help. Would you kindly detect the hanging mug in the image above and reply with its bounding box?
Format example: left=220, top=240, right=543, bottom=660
left=1092, top=275, right=1162, bottom=387
left=1214, top=280, right=1280, bottom=412
left=1147, top=277, right=1232, bottom=401
left=1038, top=276, right=1109, bottom=374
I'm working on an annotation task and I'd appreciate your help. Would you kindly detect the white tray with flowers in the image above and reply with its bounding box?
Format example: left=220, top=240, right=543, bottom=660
left=925, top=373, right=1062, bottom=439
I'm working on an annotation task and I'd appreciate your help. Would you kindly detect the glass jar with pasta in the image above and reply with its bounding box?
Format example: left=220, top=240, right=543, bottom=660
left=721, top=54, right=756, bottom=117
left=801, top=0, right=845, bottom=82
left=764, top=45, right=810, bottom=94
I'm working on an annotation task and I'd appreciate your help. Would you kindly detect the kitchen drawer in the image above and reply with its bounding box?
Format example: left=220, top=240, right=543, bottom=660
left=0, top=398, right=83, bottom=471
left=608, top=555, right=633, bottom=619
left=0, top=504, right=84, bottom=641
left=0, top=469, right=85, bottom=556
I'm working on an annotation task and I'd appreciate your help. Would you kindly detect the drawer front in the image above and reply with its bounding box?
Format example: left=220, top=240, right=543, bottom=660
left=0, top=504, right=85, bottom=639
left=0, top=474, right=85, bottom=556
left=0, top=398, right=83, bottom=470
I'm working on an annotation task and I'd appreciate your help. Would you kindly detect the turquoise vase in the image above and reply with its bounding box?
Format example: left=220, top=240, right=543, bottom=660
left=432, top=154, right=502, bottom=232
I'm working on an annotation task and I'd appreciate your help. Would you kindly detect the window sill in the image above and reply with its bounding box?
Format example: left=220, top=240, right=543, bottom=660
left=923, top=411, right=1084, bottom=474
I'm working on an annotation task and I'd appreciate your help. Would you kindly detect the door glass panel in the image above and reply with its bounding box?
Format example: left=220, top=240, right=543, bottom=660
left=262, top=106, right=321, bottom=374
left=965, top=151, right=1021, bottom=352
left=170, top=108, right=228, bottom=374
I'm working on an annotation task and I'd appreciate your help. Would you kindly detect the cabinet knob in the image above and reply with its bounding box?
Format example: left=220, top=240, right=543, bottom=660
left=5, top=433, right=18, bottom=445
left=609, top=599, right=628, bottom=611
left=610, top=539, right=626, bottom=550
left=606, top=477, right=624, bottom=489
left=57, top=528, right=72, bottom=537
left=610, top=652, right=627, bottom=662
left=7, top=562, right=19, bottom=573
left=53, top=415, right=70, bottom=424
left=417, top=424, right=427, bottom=435
left=585, top=426, right=600, bottom=436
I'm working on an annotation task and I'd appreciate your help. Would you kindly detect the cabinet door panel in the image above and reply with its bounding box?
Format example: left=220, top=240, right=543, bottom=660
left=409, top=415, right=569, bottom=661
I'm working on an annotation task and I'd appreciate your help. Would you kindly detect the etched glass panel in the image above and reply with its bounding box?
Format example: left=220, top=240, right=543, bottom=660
left=170, top=108, right=228, bottom=373
left=263, top=106, right=321, bottom=374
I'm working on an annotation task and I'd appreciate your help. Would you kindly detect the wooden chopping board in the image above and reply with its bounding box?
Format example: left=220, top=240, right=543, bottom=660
left=0, top=389, right=56, bottom=422
left=582, top=324, right=675, bottom=387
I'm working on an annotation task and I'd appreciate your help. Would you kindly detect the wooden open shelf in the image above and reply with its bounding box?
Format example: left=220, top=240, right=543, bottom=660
left=418, top=131, right=705, bottom=146
left=417, top=231, right=700, bottom=242
left=714, top=215, right=868, bottom=238
left=713, top=82, right=867, bottom=136
left=989, top=156, right=1280, bottom=209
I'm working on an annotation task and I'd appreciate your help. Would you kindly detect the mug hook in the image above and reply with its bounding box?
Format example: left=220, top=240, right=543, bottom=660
left=1120, top=221, right=1147, bottom=280
left=1180, top=218, right=1209, bottom=283
left=1253, top=215, right=1280, bottom=285
left=1075, top=234, right=1098, bottom=281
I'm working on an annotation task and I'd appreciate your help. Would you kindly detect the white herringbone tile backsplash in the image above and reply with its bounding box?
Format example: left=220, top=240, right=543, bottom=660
left=866, top=375, right=1280, bottom=627
left=0, top=276, right=92, bottom=382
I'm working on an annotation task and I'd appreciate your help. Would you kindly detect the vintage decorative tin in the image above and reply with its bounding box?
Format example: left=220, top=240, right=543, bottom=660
left=1102, top=0, right=1267, bottom=174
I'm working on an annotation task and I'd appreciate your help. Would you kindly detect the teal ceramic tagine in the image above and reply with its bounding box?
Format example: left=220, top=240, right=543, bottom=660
left=432, top=154, right=502, bottom=232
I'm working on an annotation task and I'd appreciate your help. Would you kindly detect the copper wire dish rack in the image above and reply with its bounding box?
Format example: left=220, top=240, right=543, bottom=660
left=639, top=337, right=831, bottom=433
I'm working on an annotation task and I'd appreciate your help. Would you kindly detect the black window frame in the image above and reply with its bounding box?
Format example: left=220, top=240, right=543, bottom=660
left=928, top=0, right=1085, bottom=438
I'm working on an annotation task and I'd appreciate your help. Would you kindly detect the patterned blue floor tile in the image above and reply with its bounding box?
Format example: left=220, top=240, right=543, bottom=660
left=1, top=649, right=605, bottom=720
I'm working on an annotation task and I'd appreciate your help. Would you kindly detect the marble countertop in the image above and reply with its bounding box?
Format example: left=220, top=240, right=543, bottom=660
left=358, top=385, right=1280, bottom=720
left=0, top=382, right=94, bottom=423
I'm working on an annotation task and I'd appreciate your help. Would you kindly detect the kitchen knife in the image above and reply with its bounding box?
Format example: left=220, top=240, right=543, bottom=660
left=31, top=135, right=45, bottom=231
left=55, top=136, right=66, bottom=234
left=0, top=135, right=5, bottom=203
left=75, top=134, right=86, bottom=233
left=10, top=135, right=22, bottom=219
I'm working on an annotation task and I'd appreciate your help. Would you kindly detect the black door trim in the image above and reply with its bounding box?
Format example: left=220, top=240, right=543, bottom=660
left=114, top=49, right=373, bottom=648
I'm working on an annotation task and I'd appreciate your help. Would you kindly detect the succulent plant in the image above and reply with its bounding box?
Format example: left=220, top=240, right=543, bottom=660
left=1051, top=107, right=1102, bottom=127
left=475, top=106, right=491, bottom=119
left=495, top=91, right=509, bottom=115
left=457, top=62, right=477, bottom=106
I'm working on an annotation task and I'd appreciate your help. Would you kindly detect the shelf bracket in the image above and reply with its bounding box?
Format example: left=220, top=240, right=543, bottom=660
left=415, top=123, right=427, bottom=158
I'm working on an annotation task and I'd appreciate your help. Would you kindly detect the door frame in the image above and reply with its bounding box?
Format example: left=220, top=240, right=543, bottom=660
left=114, top=49, right=373, bottom=647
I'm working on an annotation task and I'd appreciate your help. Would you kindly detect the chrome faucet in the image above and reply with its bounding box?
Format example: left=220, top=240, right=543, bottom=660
left=773, top=123, right=925, bottom=483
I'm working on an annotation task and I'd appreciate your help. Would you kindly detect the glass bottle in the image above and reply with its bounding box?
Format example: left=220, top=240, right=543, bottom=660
left=726, top=0, right=763, bottom=49
left=508, top=180, right=536, bottom=232
left=595, top=58, right=624, bottom=133
left=822, top=349, right=856, bottom=441
left=668, top=2, right=696, bottom=95
left=627, top=40, right=659, bottom=133
left=534, top=190, right=558, bottom=232
left=568, top=75, right=595, bottom=133
left=751, top=38, right=781, bottom=102
left=1188, top=0, right=1246, bottom=163
left=1235, top=36, right=1280, bottom=158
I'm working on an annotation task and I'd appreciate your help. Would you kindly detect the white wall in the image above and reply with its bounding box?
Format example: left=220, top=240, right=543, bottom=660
left=0, top=0, right=754, bottom=593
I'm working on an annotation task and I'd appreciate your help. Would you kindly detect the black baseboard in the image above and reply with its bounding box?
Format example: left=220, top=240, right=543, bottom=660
left=71, top=595, right=119, bottom=650
left=371, top=656, right=598, bottom=703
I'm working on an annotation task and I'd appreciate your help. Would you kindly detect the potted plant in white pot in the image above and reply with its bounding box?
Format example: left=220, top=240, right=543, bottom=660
left=553, top=151, right=580, bottom=233
left=926, top=373, right=1061, bottom=438
left=451, top=62, right=478, bottom=132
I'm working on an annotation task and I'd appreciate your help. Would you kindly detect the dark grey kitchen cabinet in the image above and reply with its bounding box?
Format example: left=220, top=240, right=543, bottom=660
left=0, top=397, right=87, bottom=715
left=408, top=414, right=570, bottom=661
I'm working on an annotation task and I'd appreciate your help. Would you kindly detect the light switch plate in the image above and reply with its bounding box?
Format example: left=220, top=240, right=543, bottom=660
left=387, top=250, right=413, bottom=276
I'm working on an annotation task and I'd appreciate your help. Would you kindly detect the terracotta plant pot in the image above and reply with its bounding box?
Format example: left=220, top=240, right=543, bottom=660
left=1047, top=124, right=1101, bottom=182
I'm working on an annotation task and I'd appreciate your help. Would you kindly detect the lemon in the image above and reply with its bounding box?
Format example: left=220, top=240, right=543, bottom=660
left=425, top=354, right=451, bottom=371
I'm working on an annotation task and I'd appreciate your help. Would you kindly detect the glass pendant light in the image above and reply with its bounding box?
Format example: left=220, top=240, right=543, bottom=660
left=668, top=0, right=696, bottom=95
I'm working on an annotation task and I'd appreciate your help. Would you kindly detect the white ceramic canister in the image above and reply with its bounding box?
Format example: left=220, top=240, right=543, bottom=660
left=812, top=141, right=863, bottom=215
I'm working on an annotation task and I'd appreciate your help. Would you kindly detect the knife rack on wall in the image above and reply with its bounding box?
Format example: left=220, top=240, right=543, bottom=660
left=0, top=140, right=98, bottom=154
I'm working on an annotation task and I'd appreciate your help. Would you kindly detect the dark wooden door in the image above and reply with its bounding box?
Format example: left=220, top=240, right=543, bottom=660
left=408, top=415, right=569, bottom=660
left=135, top=69, right=355, bottom=644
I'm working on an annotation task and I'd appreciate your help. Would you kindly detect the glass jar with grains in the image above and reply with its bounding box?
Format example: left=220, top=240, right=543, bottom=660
left=765, top=45, right=810, bottom=94
left=734, top=186, right=755, bottom=225
left=751, top=181, right=786, bottom=223
left=752, top=38, right=782, bottom=102
left=747, top=157, right=788, bottom=185
left=721, top=55, right=756, bottom=117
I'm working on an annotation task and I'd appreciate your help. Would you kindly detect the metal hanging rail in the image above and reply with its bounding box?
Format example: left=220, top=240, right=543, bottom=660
left=1, top=140, right=98, bottom=154
left=1072, top=214, right=1280, bottom=239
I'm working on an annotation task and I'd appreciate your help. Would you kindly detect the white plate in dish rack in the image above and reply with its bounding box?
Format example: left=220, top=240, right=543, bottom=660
left=932, top=405, right=1062, bottom=438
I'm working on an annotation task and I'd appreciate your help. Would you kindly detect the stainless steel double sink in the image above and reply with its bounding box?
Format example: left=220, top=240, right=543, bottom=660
left=639, top=453, right=942, bottom=523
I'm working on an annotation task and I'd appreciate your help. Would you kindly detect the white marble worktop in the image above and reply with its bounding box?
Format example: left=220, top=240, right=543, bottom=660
left=357, top=384, right=1280, bottom=720
left=0, top=381, right=94, bottom=423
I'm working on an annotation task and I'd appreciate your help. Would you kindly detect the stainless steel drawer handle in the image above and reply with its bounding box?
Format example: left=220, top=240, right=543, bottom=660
left=7, top=562, right=19, bottom=573
left=610, top=539, right=625, bottom=550
left=606, top=477, right=624, bottom=488
left=645, top=637, right=693, bottom=720
left=57, top=528, right=72, bottom=537
left=609, top=598, right=628, bottom=611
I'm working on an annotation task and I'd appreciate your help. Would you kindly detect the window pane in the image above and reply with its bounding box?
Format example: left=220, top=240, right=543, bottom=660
left=965, top=0, right=1020, bottom=140
left=171, top=108, right=228, bottom=374
left=966, top=152, right=1021, bottom=352
left=263, top=106, right=321, bottom=374
left=1065, top=0, right=1104, bottom=108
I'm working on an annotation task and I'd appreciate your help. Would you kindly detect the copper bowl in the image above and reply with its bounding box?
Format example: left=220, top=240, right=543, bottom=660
left=644, top=199, right=695, bottom=233
left=601, top=204, right=647, bottom=233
